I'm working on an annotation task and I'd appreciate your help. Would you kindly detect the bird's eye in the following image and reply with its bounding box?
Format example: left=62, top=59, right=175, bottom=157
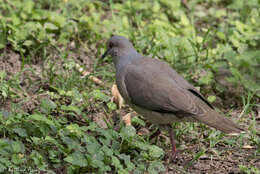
left=109, top=43, right=113, bottom=48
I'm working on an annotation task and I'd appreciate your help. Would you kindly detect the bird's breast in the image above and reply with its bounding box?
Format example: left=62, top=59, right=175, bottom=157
left=115, top=70, right=132, bottom=103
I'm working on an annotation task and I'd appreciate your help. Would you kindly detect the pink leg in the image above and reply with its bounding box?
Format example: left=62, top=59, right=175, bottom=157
left=169, top=128, right=177, bottom=159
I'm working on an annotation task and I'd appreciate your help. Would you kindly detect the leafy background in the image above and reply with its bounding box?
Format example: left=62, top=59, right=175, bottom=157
left=0, top=0, right=259, bottom=173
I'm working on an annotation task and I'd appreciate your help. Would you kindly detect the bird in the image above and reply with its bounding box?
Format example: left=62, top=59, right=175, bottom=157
left=102, top=35, right=245, bottom=158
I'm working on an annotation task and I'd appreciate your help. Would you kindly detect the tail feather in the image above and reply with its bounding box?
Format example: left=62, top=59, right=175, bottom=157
left=194, top=109, right=245, bottom=134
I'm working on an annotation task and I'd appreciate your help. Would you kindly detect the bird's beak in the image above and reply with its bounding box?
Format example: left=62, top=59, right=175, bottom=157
left=101, top=48, right=110, bottom=59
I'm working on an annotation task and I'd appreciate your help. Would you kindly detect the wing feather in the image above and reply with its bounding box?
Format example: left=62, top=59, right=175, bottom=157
left=124, top=58, right=207, bottom=117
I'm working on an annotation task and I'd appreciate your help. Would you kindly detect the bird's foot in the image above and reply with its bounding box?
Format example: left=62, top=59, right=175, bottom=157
left=169, top=149, right=182, bottom=162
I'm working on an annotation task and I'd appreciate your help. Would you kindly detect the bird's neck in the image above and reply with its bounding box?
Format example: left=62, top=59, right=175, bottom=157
left=115, top=50, right=142, bottom=72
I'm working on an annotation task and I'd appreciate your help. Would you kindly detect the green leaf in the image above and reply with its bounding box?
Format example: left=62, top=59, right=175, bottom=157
left=86, top=122, right=98, bottom=131
left=13, top=128, right=27, bottom=137
left=107, top=102, right=117, bottom=111
left=160, top=0, right=180, bottom=10
left=0, top=43, right=5, bottom=49
left=216, top=31, right=226, bottom=40
left=48, top=150, right=60, bottom=163
left=118, top=154, right=135, bottom=171
left=228, top=0, right=244, bottom=9
left=188, top=149, right=207, bottom=166
left=44, top=22, right=59, bottom=30
left=199, top=71, right=214, bottom=85
left=12, top=154, right=25, bottom=164
left=0, top=71, right=6, bottom=80
left=207, top=95, right=216, bottom=103
left=61, top=105, right=81, bottom=115
left=120, top=126, right=136, bottom=138
left=0, top=158, right=10, bottom=170
left=148, top=161, right=165, bottom=174
left=66, top=124, right=83, bottom=136
left=23, top=0, right=34, bottom=14
left=64, top=152, right=88, bottom=167
left=11, top=14, right=21, bottom=25
left=91, top=89, right=110, bottom=102
left=111, top=156, right=123, bottom=170
left=180, top=14, right=190, bottom=26
left=45, top=136, right=59, bottom=146
left=11, top=141, right=22, bottom=153
left=102, top=145, right=113, bottom=157
left=40, top=99, right=57, bottom=114
left=30, top=137, right=41, bottom=145
left=28, top=114, right=54, bottom=126
left=49, top=12, right=66, bottom=27
left=23, top=40, right=34, bottom=47
left=148, top=145, right=164, bottom=158
left=132, top=116, right=145, bottom=126
left=30, top=150, right=47, bottom=169
left=0, top=163, right=6, bottom=173
left=89, top=151, right=106, bottom=169
left=86, top=141, right=101, bottom=154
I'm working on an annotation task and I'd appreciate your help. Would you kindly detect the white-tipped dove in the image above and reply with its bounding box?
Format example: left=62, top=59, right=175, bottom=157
left=102, top=35, right=245, bottom=157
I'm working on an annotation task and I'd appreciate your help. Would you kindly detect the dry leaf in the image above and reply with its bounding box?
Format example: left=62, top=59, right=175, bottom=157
left=93, top=113, right=108, bottom=129
left=111, top=84, right=124, bottom=109
left=181, top=0, right=190, bottom=9
left=75, top=63, right=103, bottom=85
left=122, top=113, right=131, bottom=126
left=243, top=145, right=254, bottom=149
left=137, top=127, right=150, bottom=136
left=256, top=107, right=260, bottom=120
left=18, top=154, right=24, bottom=158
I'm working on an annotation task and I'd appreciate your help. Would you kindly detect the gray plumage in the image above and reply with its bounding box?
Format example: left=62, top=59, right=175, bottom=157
left=102, top=35, right=244, bottom=134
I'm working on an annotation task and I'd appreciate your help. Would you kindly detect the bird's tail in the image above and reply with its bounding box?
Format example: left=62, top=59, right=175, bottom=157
left=194, top=108, right=245, bottom=135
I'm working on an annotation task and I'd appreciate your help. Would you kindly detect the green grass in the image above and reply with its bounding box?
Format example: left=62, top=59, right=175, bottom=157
left=0, top=0, right=259, bottom=173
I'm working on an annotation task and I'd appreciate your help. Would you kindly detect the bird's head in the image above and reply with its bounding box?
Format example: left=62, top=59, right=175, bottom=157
left=102, top=35, right=134, bottom=60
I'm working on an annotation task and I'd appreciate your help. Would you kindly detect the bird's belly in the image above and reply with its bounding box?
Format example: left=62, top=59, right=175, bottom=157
left=130, top=104, right=196, bottom=125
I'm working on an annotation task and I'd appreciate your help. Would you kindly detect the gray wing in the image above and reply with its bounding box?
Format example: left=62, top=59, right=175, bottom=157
left=124, top=58, right=213, bottom=116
